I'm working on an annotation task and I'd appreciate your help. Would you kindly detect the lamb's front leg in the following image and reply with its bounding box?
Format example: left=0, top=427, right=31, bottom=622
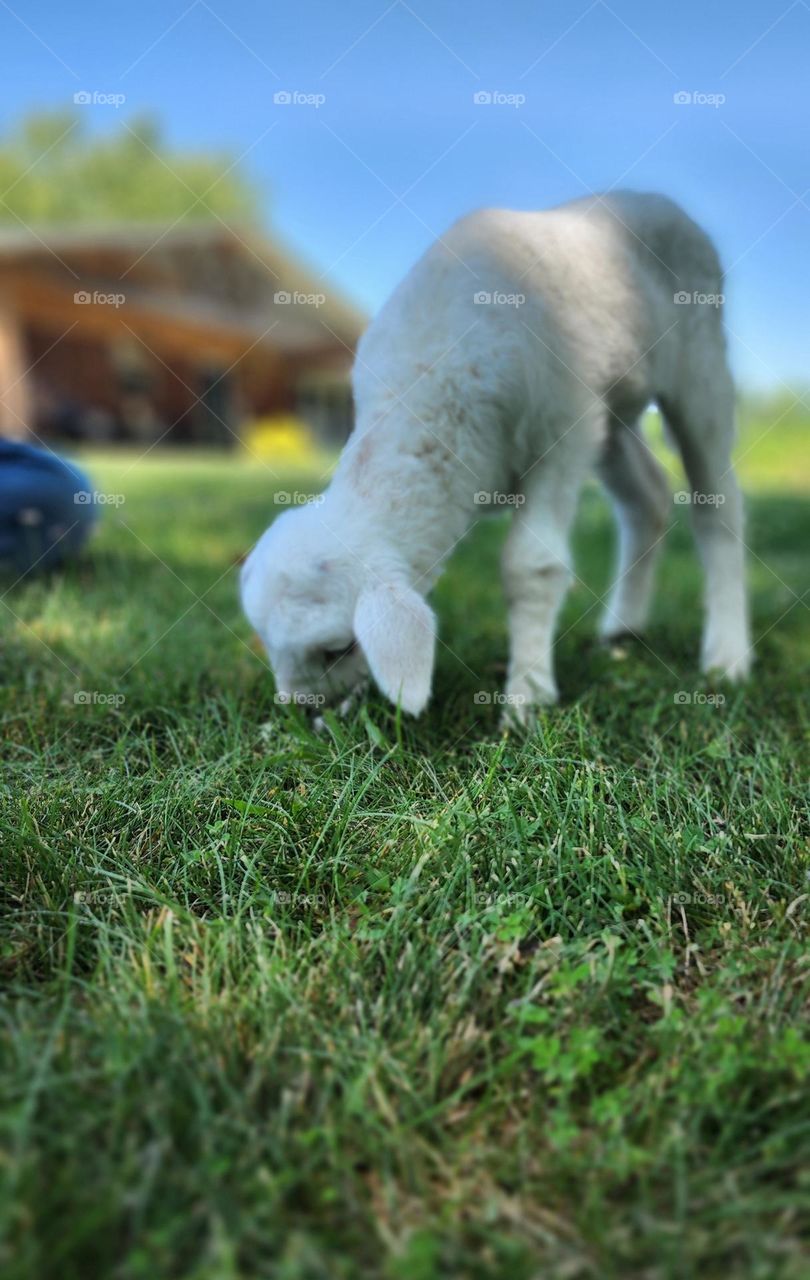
left=500, top=454, right=588, bottom=727
left=501, top=531, right=570, bottom=724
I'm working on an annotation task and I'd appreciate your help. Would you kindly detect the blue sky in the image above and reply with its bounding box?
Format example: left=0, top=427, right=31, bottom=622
left=1, top=0, right=808, bottom=389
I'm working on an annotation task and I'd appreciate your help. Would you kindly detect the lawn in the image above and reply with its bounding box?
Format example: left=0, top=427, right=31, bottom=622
left=1, top=418, right=808, bottom=1279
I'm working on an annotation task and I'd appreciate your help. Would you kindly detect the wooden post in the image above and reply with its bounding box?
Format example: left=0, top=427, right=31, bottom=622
left=0, top=299, right=32, bottom=440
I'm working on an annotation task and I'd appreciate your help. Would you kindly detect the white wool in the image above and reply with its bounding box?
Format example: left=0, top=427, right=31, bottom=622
left=242, top=192, right=750, bottom=722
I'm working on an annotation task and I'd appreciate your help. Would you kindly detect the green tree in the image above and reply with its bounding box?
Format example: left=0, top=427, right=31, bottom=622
left=0, top=111, right=261, bottom=226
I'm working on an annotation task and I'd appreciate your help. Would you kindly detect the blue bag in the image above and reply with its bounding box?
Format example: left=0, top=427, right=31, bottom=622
left=0, top=442, right=98, bottom=575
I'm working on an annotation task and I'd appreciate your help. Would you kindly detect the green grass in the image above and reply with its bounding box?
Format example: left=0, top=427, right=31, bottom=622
left=1, top=422, right=809, bottom=1279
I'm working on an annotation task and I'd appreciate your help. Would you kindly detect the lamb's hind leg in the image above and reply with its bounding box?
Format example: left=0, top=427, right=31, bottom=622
left=501, top=434, right=595, bottom=725
left=598, top=412, right=671, bottom=640
left=660, top=363, right=751, bottom=679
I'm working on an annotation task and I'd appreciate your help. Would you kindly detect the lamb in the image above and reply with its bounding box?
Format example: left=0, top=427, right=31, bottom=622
left=241, top=191, right=751, bottom=724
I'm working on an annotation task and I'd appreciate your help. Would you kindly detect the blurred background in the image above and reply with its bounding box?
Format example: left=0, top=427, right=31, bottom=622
left=0, top=0, right=807, bottom=472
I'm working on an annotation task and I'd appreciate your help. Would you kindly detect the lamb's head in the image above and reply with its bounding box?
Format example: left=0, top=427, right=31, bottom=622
left=240, top=501, right=436, bottom=716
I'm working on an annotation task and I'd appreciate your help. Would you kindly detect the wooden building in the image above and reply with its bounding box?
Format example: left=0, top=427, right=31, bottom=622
left=0, top=221, right=366, bottom=447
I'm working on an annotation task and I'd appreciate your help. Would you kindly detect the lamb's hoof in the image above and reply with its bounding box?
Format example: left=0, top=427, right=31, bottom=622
left=498, top=679, right=557, bottom=731
left=701, top=648, right=752, bottom=683
left=500, top=706, right=533, bottom=732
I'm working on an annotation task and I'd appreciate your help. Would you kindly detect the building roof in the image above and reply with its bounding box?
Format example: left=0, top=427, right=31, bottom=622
left=0, top=219, right=367, bottom=358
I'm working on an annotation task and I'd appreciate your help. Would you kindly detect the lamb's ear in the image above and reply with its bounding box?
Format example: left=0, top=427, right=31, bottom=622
left=353, top=582, right=436, bottom=715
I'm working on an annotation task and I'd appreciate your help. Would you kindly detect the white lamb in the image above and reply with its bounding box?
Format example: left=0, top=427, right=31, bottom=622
left=241, top=192, right=751, bottom=724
